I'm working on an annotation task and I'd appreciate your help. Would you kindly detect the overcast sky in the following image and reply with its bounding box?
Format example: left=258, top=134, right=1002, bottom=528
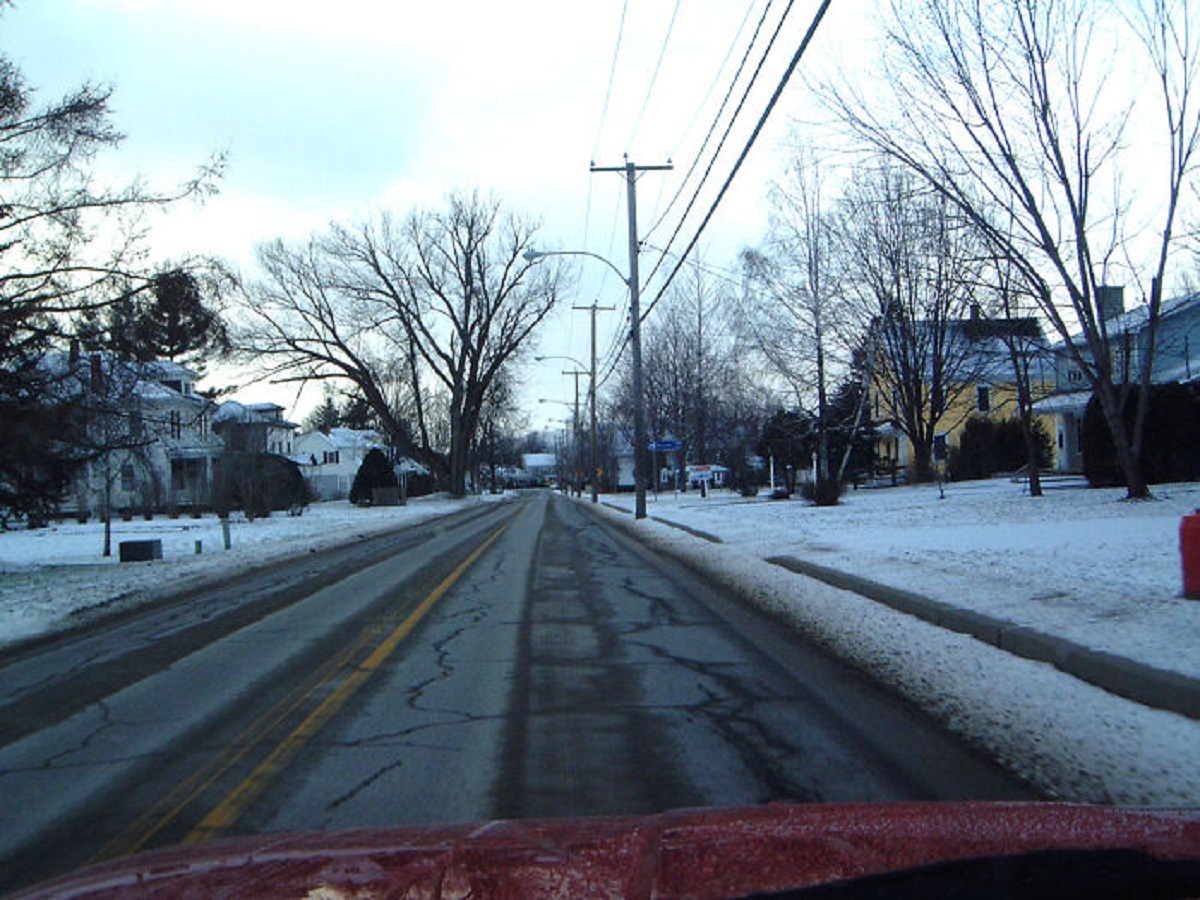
left=5, top=0, right=871, bottom=428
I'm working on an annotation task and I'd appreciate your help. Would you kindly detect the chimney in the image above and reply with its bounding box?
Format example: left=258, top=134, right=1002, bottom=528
left=1097, top=285, right=1125, bottom=322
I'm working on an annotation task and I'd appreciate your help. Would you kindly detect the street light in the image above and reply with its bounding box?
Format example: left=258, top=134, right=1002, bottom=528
left=526, top=248, right=648, bottom=518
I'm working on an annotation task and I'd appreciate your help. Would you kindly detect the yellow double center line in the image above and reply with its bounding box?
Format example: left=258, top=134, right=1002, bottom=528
left=99, top=517, right=511, bottom=859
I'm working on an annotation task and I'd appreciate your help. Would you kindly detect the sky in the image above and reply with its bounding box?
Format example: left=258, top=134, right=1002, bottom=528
left=2, top=0, right=871, bottom=429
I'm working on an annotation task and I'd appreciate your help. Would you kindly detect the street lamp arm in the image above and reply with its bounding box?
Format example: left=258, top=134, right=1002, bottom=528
left=524, top=248, right=629, bottom=286
left=535, top=354, right=588, bottom=370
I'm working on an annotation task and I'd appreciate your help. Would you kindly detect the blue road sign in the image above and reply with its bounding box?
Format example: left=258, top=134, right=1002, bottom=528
left=649, top=440, right=683, bottom=452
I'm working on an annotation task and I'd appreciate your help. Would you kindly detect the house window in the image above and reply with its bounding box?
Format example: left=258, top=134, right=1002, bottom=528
left=170, top=410, right=182, bottom=439
left=976, top=385, right=992, bottom=413
left=323, top=450, right=339, bottom=465
left=121, top=464, right=136, bottom=492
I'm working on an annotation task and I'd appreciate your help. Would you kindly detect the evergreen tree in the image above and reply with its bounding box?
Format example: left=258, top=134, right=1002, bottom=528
left=349, top=449, right=397, bottom=505
left=303, top=396, right=341, bottom=433
left=105, top=268, right=231, bottom=368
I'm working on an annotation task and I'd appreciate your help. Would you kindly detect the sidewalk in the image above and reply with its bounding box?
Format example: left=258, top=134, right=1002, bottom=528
left=763, top=554, right=1199, bottom=720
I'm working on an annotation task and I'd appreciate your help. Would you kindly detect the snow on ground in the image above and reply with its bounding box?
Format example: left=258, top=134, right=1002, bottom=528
left=607, top=477, right=1200, bottom=680
left=0, top=495, right=499, bottom=648
left=1, top=478, right=1198, bottom=804
left=591, top=478, right=1200, bottom=806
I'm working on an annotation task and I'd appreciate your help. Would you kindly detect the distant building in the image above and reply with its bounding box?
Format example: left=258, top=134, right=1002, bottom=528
left=211, top=401, right=298, bottom=456
left=521, top=452, right=557, bottom=485
left=869, top=312, right=1056, bottom=479
left=47, top=354, right=223, bottom=516
left=296, top=428, right=386, bottom=500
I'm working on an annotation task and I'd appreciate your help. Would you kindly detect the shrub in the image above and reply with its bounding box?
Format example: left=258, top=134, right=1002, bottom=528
left=950, top=417, right=1051, bottom=481
left=213, top=452, right=313, bottom=518
left=350, top=449, right=398, bottom=505
left=1082, top=384, right=1200, bottom=487
left=403, top=469, right=437, bottom=498
left=800, top=476, right=844, bottom=506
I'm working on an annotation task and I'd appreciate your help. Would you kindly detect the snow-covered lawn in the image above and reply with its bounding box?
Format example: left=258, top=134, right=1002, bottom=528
left=0, top=495, right=494, bottom=648
left=604, top=477, right=1200, bottom=681
left=1, top=478, right=1198, bottom=804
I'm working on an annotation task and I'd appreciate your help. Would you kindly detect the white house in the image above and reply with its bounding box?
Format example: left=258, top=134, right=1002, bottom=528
left=212, top=401, right=299, bottom=456
left=295, top=428, right=387, bottom=500
left=58, top=355, right=223, bottom=516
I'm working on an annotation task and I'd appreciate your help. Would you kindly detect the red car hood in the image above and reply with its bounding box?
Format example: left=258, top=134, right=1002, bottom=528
left=13, top=802, right=1200, bottom=899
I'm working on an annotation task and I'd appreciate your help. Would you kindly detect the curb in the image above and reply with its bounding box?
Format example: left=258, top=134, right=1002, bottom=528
left=765, top=555, right=1200, bottom=721
left=599, top=500, right=724, bottom=544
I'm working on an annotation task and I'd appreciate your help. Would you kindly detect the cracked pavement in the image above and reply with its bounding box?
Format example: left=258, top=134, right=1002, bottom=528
left=1, top=491, right=1035, bottom=893
left=245, top=492, right=1034, bottom=835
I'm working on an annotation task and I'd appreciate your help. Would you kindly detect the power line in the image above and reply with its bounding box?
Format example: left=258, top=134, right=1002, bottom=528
left=642, top=0, right=797, bottom=292
left=626, top=0, right=682, bottom=151
left=644, top=0, right=773, bottom=244
left=641, top=0, right=832, bottom=325
left=591, top=0, right=628, bottom=165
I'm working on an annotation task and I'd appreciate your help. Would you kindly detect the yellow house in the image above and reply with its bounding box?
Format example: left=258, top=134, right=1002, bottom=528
left=870, top=315, right=1056, bottom=480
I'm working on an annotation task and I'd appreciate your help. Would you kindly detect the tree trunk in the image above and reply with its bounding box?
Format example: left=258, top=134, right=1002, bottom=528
left=1095, top=383, right=1150, bottom=499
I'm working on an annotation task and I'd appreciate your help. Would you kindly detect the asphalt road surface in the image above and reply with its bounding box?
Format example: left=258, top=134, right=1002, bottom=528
left=0, top=491, right=1035, bottom=893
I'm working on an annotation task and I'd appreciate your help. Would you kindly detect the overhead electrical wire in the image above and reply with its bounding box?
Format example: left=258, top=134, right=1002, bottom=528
left=591, top=0, right=629, bottom=167
left=596, top=0, right=790, bottom=389
left=626, top=0, right=683, bottom=151
left=640, top=0, right=833, bottom=325
left=595, top=0, right=833, bottom=390
left=643, top=0, right=771, bottom=244
left=641, top=0, right=796, bottom=292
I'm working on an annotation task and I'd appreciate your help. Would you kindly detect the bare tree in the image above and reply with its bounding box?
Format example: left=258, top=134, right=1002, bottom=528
left=237, top=192, right=568, bottom=496
left=841, top=164, right=990, bottom=483
left=236, top=237, right=430, bottom=464
left=740, top=145, right=860, bottom=501
left=613, top=258, right=742, bottom=489
left=825, top=0, right=1200, bottom=498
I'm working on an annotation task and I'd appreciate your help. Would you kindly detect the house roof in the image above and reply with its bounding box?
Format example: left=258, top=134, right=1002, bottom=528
left=1032, top=390, right=1092, bottom=415
left=34, top=352, right=206, bottom=405
left=327, top=427, right=385, bottom=450
left=214, top=401, right=298, bottom=429
left=1052, top=290, right=1200, bottom=350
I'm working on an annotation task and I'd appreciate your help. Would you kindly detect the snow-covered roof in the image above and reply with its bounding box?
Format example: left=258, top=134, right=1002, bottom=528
left=213, top=401, right=298, bottom=428
left=327, top=427, right=385, bottom=450
left=31, top=352, right=205, bottom=404
left=1052, top=290, right=1200, bottom=350
left=1032, top=390, right=1092, bottom=415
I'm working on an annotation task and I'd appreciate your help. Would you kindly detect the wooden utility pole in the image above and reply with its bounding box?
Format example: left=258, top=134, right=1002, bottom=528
left=590, top=158, right=672, bottom=519
left=574, top=301, right=615, bottom=503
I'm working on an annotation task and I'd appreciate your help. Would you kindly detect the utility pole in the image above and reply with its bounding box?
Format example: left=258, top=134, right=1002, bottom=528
left=591, top=158, right=672, bottom=520
left=574, top=301, right=615, bottom=503
left=563, top=368, right=586, bottom=496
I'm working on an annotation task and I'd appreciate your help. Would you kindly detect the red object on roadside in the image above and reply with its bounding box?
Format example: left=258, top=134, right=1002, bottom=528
left=1181, top=512, right=1200, bottom=598
left=11, top=803, right=1200, bottom=899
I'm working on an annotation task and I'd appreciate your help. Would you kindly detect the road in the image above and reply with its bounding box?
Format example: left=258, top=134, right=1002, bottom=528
left=0, top=491, right=1035, bottom=893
